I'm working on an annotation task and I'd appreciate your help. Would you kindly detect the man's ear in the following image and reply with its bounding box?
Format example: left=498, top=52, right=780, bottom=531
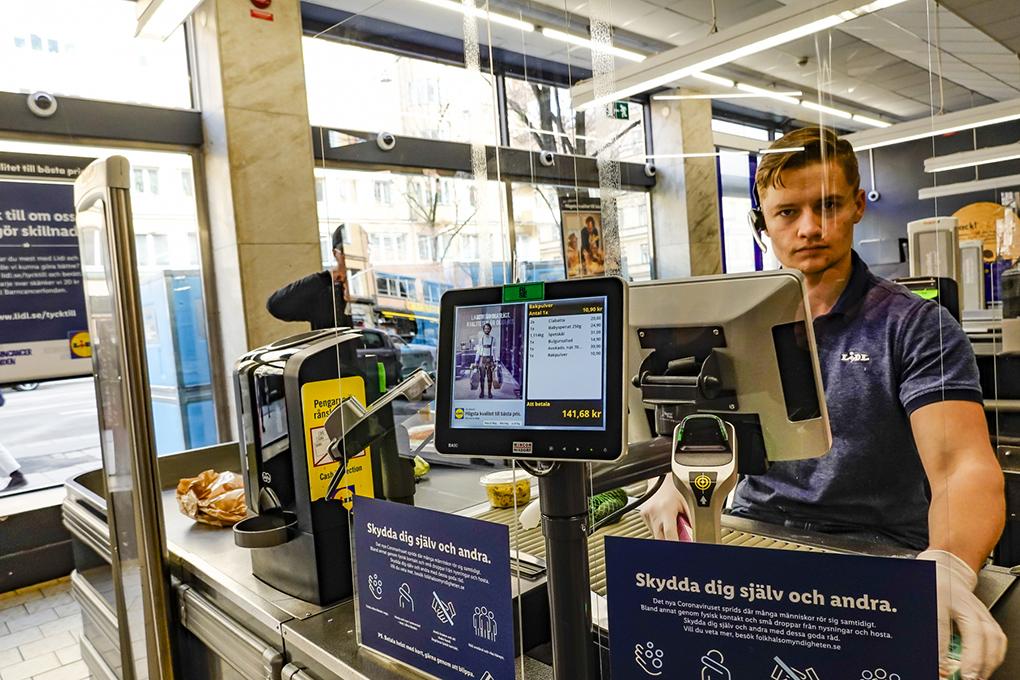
left=852, top=188, right=866, bottom=224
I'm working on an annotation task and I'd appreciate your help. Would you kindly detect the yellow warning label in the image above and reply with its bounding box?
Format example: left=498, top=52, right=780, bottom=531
left=302, top=377, right=375, bottom=507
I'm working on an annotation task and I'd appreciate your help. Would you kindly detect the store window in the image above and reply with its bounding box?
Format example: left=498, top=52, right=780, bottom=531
left=718, top=150, right=758, bottom=273
left=0, top=0, right=192, bottom=108
left=0, top=139, right=216, bottom=501
left=712, top=118, right=770, bottom=141
left=511, top=183, right=653, bottom=282
left=376, top=273, right=416, bottom=299
left=304, top=39, right=498, bottom=145
left=505, top=77, right=645, bottom=161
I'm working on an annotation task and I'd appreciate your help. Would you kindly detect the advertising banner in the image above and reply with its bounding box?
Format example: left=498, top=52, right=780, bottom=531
left=606, top=536, right=938, bottom=679
left=560, top=195, right=605, bottom=279
left=353, top=497, right=515, bottom=680
left=0, top=180, right=91, bottom=384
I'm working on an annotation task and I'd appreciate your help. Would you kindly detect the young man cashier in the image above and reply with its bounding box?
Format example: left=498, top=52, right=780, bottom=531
left=640, top=127, right=1007, bottom=679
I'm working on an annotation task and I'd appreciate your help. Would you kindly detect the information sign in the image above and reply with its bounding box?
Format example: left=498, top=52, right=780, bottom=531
left=606, top=536, right=938, bottom=679
left=354, top=497, right=515, bottom=680
left=0, top=181, right=90, bottom=383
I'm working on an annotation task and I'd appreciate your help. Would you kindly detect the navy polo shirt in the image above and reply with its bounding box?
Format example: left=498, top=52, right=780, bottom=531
left=730, top=251, right=983, bottom=550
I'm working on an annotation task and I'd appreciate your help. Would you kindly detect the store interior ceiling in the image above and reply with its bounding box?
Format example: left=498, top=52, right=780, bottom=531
left=310, top=0, right=1020, bottom=131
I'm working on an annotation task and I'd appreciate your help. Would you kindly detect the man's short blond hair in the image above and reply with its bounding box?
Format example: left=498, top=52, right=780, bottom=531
left=755, top=127, right=860, bottom=198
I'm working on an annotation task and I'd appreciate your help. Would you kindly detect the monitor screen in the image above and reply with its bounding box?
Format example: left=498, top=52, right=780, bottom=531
left=435, top=277, right=626, bottom=462
left=449, top=296, right=608, bottom=431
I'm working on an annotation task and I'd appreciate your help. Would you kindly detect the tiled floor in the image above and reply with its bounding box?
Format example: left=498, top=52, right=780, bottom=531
left=0, top=577, right=90, bottom=680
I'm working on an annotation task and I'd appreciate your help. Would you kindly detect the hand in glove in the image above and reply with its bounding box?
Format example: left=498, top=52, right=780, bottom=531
left=639, top=476, right=691, bottom=541
left=918, top=550, right=1007, bottom=679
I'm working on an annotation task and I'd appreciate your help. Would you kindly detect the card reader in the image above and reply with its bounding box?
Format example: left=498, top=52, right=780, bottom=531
left=671, top=414, right=738, bottom=544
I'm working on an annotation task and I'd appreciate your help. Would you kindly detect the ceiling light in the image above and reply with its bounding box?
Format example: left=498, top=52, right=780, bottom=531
left=540, top=27, right=646, bottom=62
left=801, top=100, right=853, bottom=119
left=736, top=82, right=801, bottom=105
left=924, top=142, right=1020, bottom=173
left=652, top=91, right=802, bottom=101
left=136, top=0, right=203, bottom=40
left=917, top=173, right=1020, bottom=200
left=760, top=146, right=806, bottom=154
left=693, top=72, right=736, bottom=88
left=570, top=0, right=907, bottom=107
left=851, top=114, right=891, bottom=128
left=845, top=97, right=1020, bottom=151
left=416, top=0, right=535, bottom=32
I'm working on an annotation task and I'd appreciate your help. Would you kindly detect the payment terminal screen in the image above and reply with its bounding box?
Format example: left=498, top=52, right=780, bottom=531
left=450, top=296, right=607, bottom=430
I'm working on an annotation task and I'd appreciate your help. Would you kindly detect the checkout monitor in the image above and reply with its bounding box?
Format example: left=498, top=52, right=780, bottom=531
left=628, top=270, right=832, bottom=467
left=435, top=277, right=626, bottom=462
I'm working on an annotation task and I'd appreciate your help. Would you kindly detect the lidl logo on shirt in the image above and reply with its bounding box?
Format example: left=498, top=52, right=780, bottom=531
left=841, top=351, right=870, bottom=363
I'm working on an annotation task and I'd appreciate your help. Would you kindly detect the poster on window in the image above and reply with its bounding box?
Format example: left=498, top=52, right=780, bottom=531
left=560, top=195, right=605, bottom=279
left=0, top=180, right=91, bottom=384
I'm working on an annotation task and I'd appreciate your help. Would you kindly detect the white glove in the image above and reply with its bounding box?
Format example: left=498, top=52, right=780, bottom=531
left=918, top=549, right=1007, bottom=679
left=639, top=476, right=690, bottom=541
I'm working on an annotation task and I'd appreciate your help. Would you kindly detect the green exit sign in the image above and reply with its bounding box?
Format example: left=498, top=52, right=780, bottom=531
left=503, top=282, right=546, bottom=303
left=612, top=101, right=629, bottom=120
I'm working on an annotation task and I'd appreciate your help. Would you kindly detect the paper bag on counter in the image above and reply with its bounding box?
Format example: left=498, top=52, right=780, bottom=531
left=176, top=469, right=247, bottom=527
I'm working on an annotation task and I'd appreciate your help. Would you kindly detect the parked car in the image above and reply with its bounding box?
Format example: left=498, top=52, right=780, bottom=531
left=387, top=333, right=437, bottom=380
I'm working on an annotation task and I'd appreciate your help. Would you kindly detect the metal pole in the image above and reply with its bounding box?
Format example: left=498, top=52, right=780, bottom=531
left=538, top=463, right=595, bottom=680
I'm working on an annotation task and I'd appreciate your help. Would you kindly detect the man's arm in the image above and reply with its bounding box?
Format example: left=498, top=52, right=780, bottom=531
left=266, top=272, right=328, bottom=323
left=911, top=399, right=1004, bottom=573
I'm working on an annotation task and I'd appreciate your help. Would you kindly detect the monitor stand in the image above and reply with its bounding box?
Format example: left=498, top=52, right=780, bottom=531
left=537, top=463, right=597, bottom=680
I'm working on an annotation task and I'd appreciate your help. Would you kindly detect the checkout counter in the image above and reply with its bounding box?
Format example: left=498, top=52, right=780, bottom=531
left=62, top=272, right=1020, bottom=680
left=63, top=444, right=1020, bottom=680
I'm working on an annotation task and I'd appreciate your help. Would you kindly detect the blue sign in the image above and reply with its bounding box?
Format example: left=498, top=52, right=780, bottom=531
left=353, top=497, right=515, bottom=680
left=606, top=536, right=937, bottom=679
left=0, top=180, right=90, bottom=382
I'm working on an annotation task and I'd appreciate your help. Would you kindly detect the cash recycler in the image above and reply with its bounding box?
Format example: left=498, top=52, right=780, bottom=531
left=231, top=328, right=433, bottom=604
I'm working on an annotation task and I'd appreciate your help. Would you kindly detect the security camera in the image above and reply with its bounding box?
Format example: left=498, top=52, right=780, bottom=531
left=376, top=132, right=396, bottom=151
left=644, top=162, right=657, bottom=178
left=26, top=92, right=57, bottom=118
left=867, top=190, right=881, bottom=202
left=539, top=150, right=555, bottom=167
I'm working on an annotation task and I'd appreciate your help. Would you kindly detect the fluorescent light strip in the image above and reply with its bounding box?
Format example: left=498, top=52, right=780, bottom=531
left=801, top=100, right=853, bottom=119
left=653, top=91, right=802, bottom=101
left=416, top=0, right=535, bottom=32
left=851, top=114, right=890, bottom=128
left=540, top=27, right=646, bottom=62
left=636, top=147, right=806, bottom=161
left=736, top=82, right=801, bottom=105
left=924, top=142, right=1020, bottom=173
left=693, top=72, right=736, bottom=88
left=846, top=98, right=1020, bottom=151
left=760, top=146, right=806, bottom=154
left=917, top=173, right=1020, bottom=200
left=136, top=0, right=204, bottom=40
left=571, top=0, right=908, bottom=108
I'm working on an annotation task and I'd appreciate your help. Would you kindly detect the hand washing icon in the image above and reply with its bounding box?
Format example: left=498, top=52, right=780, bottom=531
left=634, top=641, right=664, bottom=676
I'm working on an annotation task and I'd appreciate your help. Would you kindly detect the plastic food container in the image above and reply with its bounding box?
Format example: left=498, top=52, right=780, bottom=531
left=480, top=470, right=533, bottom=509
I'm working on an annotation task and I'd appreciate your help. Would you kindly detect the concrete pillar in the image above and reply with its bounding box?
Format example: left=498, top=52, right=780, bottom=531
left=649, top=89, right=723, bottom=278
left=193, top=0, right=321, bottom=424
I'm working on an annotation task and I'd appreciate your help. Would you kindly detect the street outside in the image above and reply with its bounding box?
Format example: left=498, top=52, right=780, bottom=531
left=0, top=378, right=101, bottom=497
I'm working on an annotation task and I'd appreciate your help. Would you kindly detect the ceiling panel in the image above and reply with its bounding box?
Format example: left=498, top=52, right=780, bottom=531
left=941, top=0, right=1020, bottom=52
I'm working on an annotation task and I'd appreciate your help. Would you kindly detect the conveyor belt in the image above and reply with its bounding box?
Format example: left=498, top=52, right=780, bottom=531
left=475, top=507, right=829, bottom=595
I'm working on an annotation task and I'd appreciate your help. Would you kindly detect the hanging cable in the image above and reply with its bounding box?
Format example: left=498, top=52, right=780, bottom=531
left=709, top=0, right=719, bottom=35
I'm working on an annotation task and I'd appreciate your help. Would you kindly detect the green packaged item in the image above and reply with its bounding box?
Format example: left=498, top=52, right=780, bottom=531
left=590, top=488, right=628, bottom=526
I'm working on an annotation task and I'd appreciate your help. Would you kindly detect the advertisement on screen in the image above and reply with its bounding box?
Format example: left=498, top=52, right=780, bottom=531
left=0, top=181, right=91, bottom=384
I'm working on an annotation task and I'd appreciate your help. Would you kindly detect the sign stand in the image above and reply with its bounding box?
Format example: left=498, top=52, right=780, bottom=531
left=538, top=463, right=596, bottom=680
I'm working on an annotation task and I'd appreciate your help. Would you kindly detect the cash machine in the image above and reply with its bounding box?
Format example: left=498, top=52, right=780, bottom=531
left=434, top=272, right=832, bottom=680
left=232, top=328, right=432, bottom=604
